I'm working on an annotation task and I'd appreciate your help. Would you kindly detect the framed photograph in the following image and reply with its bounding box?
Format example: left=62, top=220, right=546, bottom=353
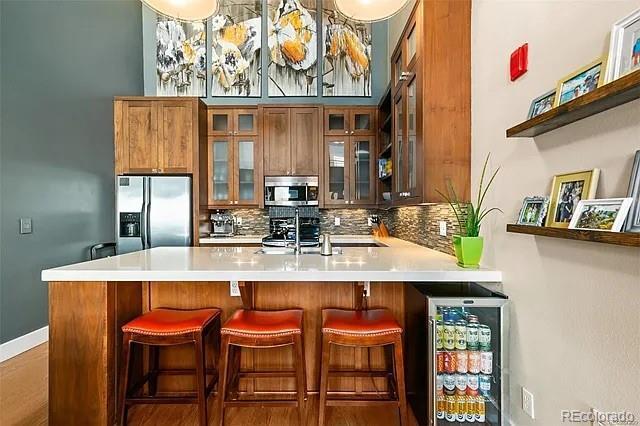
left=624, top=150, right=640, bottom=232
left=605, top=8, right=640, bottom=82
left=546, top=169, right=600, bottom=228
left=554, top=58, right=606, bottom=107
left=569, top=198, right=633, bottom=232
left=527, top=90, right=556, bottom=119
left=517, top=196, right=549, bottom=226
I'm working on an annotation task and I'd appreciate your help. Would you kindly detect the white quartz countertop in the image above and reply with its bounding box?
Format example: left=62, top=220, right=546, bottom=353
left=42, top=237, right=502, bottom=283
left=199, top=235, right=387, bottom=245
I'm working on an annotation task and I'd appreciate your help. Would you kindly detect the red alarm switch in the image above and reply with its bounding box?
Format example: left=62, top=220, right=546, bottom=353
left=510, top=43, right=528, bottom=81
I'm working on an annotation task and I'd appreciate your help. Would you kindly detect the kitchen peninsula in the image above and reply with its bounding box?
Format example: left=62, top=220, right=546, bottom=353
left=42, top=237, right=501, bottom=424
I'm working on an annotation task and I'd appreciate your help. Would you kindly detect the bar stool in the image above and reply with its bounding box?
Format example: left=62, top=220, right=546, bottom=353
left=318, top=308, right=408, bottom=426
left=118, top=308, right=221, bottom=426
left=217, top=309, right=306, bottom=426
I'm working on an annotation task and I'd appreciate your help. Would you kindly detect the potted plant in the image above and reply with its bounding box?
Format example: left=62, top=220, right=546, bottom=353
left=437, top=154, right=501, bottom=268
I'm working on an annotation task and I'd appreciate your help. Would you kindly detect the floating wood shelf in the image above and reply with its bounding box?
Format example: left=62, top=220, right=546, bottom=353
left=506, top=224, right=640, bottom=247
left=507, top=69, right=640, bottom=138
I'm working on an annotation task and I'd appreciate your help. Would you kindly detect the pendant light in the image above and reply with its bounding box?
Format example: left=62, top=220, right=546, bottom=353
left=334, top=0, right=411, bottom=23
left=141, top=0, right=218, bottom=22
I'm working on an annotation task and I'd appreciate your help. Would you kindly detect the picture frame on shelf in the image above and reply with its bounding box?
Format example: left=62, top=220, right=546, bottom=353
left=554, top=58, right=607, bottom=107
left=527, top=90, right=556, bottom=119
left=569, top=198, right=633, bottom=232
left=546, top=169, right=600, bottom=228
left=624, top=150, right=640, bottom=232
left=604, top=8, right=640, bottom=83
left=516, top=196, right=549, bottom=226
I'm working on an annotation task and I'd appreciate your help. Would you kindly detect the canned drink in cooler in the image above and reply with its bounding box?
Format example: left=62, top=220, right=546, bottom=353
left=443, top=321, right=456, bottom=350
left=466, top=321, right=479, bottom=350
left=437, top=351, right=445, bottom=373
left=436, top=320, right=444, bottom=350
left=444, top=351, right=457, bottom=373
left=468, top=350, right=481, bottom=374
left=480, top=351, right=493, bottom=374
left=445, top=394, right=457, bottom=422
left=455, top=373, right=468, bottom=392
left=478, top=324, right=491, bottom=350
left=466, top=388, right=478, bottom=423
left=455, top=390, right=467, bottom=422
left=442, top=308, right=452, bottom=322
left=479, top=374, right=491, bottom=394
left=443, top=373, right=456, bottom=392
left=467, top=373, right=479, bottom=390
left=436, top=374, right=444, bottom=391
left=456, top=350, right=468, bottom=373
left=476, top=394, right=486, bottom=422
left=455, top=320, right=467, bottom=350
left=436, top=393, right=446, bottom=419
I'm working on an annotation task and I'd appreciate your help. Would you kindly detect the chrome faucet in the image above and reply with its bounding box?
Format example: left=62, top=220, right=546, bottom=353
left=286, top=207, right=302, bottom=254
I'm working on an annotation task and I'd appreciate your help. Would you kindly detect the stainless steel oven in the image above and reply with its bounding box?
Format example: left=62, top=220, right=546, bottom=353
left=264, top=176, right=319, bottom=206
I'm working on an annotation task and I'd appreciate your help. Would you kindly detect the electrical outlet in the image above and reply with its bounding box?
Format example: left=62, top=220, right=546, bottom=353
left=363, top=281, right=370, bottom=297
left=367, top=217, right=373, bottom=227
left=439, top=221, right=447, bottom=237
left=334, top=217, right=341, bottom=226
left=236, top=216, right=243, bottom=225
left=230, top=281, right=240, bottom=297
left=19, top=218, right=32, bottom=234
left=522, top=387, right=535, bottom=419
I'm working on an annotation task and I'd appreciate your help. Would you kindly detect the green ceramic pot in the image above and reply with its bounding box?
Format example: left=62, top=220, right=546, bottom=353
left=452, top=235, right=484, bottom=268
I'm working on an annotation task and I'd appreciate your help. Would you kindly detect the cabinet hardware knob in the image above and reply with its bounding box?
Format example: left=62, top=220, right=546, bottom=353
left=345, top=130, right=349, bottom=134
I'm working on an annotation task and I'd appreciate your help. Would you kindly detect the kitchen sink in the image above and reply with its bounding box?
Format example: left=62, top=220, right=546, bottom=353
left=254, top=247, right=343, bottom=255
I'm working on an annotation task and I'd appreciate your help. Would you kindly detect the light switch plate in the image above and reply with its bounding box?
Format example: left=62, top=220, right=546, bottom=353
left=334, top=217, right=340, bottom=226
left=439, top=221, right=447, bottom=236
left=522, top=387, right=535, bottom=419
left=236, top=217, right=243, bottom=225
left=20, top=218, right=32, bottom=234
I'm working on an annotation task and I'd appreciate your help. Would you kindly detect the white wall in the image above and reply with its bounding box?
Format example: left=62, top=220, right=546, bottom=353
left=387, top=0, right=417, bottom=60
left=472, top=1, right=640, bottom=424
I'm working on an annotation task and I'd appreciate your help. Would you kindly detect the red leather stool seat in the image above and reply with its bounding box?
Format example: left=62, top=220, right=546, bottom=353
left=221, top=309, right=303, bottom=337
left=122, top=308, right=221, bottom=336
left=322, top=308, right=402, bottom=337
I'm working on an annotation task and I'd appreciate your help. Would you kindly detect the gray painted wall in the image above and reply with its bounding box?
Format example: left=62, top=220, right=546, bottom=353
left=0, top=0, right=143, bottom=343
left=142, top=1, right=389, bottom=105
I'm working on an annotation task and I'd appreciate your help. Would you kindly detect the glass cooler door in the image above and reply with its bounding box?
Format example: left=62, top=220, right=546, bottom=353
left=425, top=284, right=509, bottom=425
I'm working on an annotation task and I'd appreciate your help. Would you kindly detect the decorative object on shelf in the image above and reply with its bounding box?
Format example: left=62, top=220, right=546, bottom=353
left=527, top=89, right=556, bottom=119
left=516, top=196, right=549, bottom=226
left=569, top=198, right=633, bottom=232
left=334, top=0, right=411, bottom=22
left=546, top=169, right=600, bottom=228
left=624, top=150, right=640, bottom=232
left=554, top=57, right=606, bottom=106
left=322, top=0, right=372, bottom=97
left=156, top=18, right=207, bottom=96
left=378, top=158, right=392, bottom=179
left=267, top=0, right=318, bottom=96
left=437, top=154, right=502, bottom=268
left=142, top=0, right=218, bottom=22
left=605, top=8, right=640, bottom=83
left=210, top=0, right=262, bottom=97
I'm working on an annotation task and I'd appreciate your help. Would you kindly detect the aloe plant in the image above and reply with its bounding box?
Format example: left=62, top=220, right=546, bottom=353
left=436, top=153, right=502, bottom=237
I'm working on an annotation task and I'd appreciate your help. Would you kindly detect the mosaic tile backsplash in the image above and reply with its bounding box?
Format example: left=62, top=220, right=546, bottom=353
left=203, top=204, right=460, bottom=256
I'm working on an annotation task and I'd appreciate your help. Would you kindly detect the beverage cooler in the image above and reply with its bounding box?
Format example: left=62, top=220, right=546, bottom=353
left=406, top=283, right=509, bottom=425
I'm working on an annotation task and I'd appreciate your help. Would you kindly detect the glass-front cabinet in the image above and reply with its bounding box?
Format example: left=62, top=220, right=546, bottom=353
left=208, top=138, right=232, bottom=205
left=207, top=108, right=258, bottom=137
left=234, top=137, right=259, bottom=205
left=324, top=107, right=376, bottom=137
left=207, top=136, right=260, bottom=207
left=323, top=135, right=375, bottom=206
left=351, top=136, right=375, bottom=205
left=324, top=137, right=348, bottom=205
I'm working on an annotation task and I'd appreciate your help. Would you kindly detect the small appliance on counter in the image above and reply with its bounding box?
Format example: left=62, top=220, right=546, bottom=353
left=261, top=206, right=321, bottom=247
left=210, top=211, right=235, bottom=237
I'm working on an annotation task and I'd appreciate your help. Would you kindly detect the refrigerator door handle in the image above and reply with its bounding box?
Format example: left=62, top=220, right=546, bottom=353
left=428, top=317, right=437, bottom=424
left=140, top=177, right=147, bottom=249
left=146, top=177, right=152, bottom=248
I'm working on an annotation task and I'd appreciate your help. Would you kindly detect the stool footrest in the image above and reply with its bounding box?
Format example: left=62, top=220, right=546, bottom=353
left=224, top=399, right=299, bottom=408
left=126, top=396, right=199, bottom=405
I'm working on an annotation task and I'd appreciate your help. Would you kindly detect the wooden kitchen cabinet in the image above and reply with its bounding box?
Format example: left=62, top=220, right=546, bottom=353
left=207, top=108, right=258, bottom=137
left=263, top=106, right=321, bottom=176
left=323, top=107, right=376, bottom=136
left=114, top=97, right=198, bottom=175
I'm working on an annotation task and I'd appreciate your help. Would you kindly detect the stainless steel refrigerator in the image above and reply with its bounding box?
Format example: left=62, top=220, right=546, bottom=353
left=116, top=175, right=192, bottom=254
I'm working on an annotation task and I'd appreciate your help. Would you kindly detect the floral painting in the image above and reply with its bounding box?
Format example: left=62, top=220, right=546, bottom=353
left=322, top=0, right=372, bottom=97
left=156, top=18, right=207, bottom=97
left=267, top=0, right=318, bottom=97
left=211, top=1, right=262, bottom=97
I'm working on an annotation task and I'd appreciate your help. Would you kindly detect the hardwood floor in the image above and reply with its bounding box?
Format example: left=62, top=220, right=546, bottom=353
left=0, top=343, right=418, bottom=426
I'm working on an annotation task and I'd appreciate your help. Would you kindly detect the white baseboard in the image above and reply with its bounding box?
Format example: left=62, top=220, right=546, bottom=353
left=0, top=326, right=49, bottom=363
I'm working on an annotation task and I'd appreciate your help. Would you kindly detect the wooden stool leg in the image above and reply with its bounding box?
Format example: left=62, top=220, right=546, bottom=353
left=318, top=334, right=331, bottom=426
left=195, top=333, right=208, bottom=426
left=293, top=334, right=306, bottom=426
left=301, top=331, right=308, bottom=400
left=148, top=346, right=159, bottom=396
left=217, top=334, right=231, bottom=426
left=393, top=335, right=408, bottom=426
left=118, top=333, right=132, bottom=426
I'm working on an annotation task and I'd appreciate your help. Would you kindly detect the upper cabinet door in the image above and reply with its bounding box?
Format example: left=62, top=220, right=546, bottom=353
left=207, top=109, right=234, bottom=136
left=208, top=137, right=233, bottom=206
left=323, top=136, right=349, bottom=206
left=406, top=74, right=421, bottom=198
left=404, top=10, right=420, bottom=71
left=120, top=101, right=158, bottom=173
left=234, top=109, right=258, bottom=136
left=291, top=108, right=320, bottom=175
left=391, top=49, right=404, bottom=96
left=350, top=135, right=376, bottom=205
left=393, top=92, right=406, bottom=197
left=350, top=108, right=376, bottom=136
left=324, top=108, right=350, bottom=136
left=158, top=101, right=193, bottom=173
left=234, top=137, right=260, bottom=206
left=263, top=108, right=291, bottom=176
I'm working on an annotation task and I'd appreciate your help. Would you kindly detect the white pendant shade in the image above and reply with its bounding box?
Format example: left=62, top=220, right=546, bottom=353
left=141, top=0, right=218, bottom=22
left=334, top=0, right=411, bottom=22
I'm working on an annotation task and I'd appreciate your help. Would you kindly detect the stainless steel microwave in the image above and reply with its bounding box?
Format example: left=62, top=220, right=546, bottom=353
left=264, top=176, right=319, bottom=206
